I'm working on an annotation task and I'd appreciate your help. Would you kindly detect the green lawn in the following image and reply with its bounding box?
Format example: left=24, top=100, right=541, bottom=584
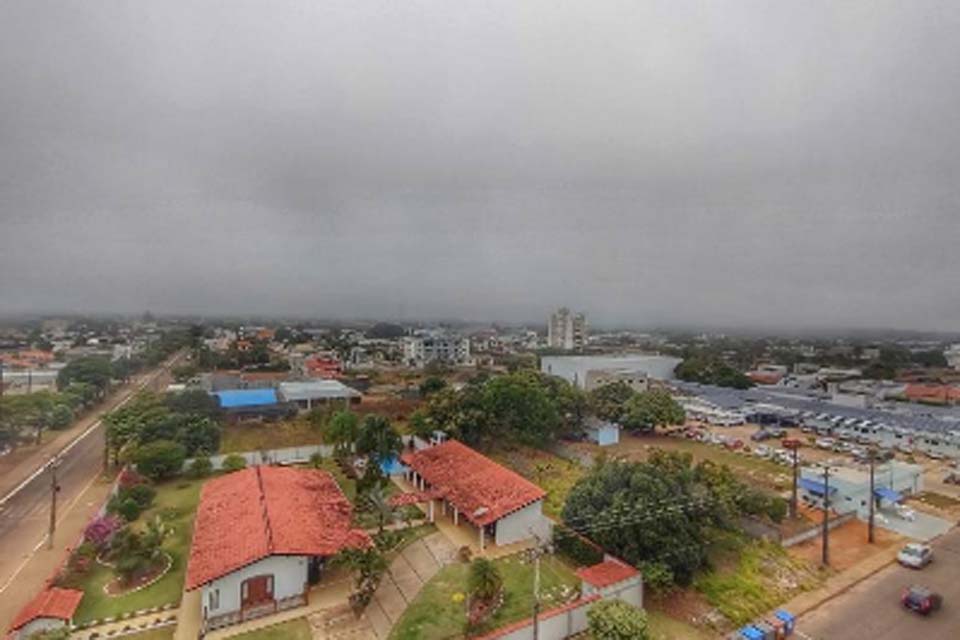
left=232, top=617, right=313, bottom=640
left=73, top=476, right=206, bottom=623
left=389, top=554, right=581, bottom=640
left=693, top=532, right=823, bottom=626
left=220, top=417, right=325, bottom=453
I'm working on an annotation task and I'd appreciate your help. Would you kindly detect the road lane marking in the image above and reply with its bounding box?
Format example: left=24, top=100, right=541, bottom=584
left=0, top=359, right=173, bottom=507
left=0, top=469, right=103, bottom=595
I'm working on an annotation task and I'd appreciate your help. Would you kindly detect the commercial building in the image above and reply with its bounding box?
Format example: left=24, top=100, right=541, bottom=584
left=542, top=355, right=681, bottom=389
left=583, top=368, right=649, bottom=393
left=402, top=335, right=472, bottom=367
left=798, top=462, right=923, bottom=518
left=212, top=388, right=291, bottom=422
left=185, top=466, right=370, bottom=632
left=547, top=308, right=587, bottom=351
left=278, top=380, right=361, bottom=411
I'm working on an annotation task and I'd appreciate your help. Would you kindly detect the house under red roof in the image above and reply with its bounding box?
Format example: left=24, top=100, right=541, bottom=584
left=576, top=557, right=640, bottom=589
left=185, top=466, right=370, bottom=590
left=400, top=440, right=546, bottom=527
left=9, top=587, right=83, bottom=633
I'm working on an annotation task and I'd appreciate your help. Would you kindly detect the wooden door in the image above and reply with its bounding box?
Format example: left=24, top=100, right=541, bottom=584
left=241, top=575, right=274, bottom=608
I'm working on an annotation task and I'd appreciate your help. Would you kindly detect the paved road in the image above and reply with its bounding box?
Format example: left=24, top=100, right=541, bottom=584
left=0, top=354, right=180, bottom=616
left=800, top=526, right=960, bottom=639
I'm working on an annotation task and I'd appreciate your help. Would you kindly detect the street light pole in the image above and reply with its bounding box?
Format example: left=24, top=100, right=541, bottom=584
left=783, top=439, right=801, bottom=520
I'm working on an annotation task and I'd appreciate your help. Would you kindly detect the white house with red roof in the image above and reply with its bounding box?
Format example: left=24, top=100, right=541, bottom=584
left=576, top=556, right=642, bottom=608
left=185, top=466, right=370, bottom=632
left=399, top=439, right=552, bottom=551
left=7, top=587, right=83, bottom=639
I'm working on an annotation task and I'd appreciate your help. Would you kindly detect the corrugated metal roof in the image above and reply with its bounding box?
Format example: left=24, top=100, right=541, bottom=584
left=278, top=380, right=360, bottom=402
left=213, top=388, right=278, bottom=408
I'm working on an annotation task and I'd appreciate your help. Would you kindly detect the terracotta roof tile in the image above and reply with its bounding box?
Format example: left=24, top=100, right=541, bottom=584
left=575, top=558, right=640, bottom=588
left=9, top=588, right=83, bottom=632
left=185, top=467, right=370, bottom=590
left=401, top=440, right=545, bottom=526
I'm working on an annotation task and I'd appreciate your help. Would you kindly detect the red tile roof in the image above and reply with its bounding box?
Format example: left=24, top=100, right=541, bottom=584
left=9, top=587, right=83, bottom=631
left=400, top=440, right=546, bottom=526
left=185, top=466, right=370, bottom=590
left=576, top=557, right=640, bottom=588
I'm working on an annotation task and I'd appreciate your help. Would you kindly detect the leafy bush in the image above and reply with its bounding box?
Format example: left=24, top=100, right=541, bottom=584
left=111, top=496, right=143, bottom=522
left=84, top=514, right=123, bottom=550
left=587, top=599, right=650, bottom=640
left=639, top=561, right=675, bottom=594
left=125, top=483, right=157, bottom=508
left=117, top=468, right=147, bottom=490
left=188, top=455, right=213, bottom=478
left=222, top=453, right=247, bottom=473
left=134, top=440, right=186, bottom=481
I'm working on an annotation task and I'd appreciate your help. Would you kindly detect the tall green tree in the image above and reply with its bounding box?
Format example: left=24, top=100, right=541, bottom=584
left=587, top=382, right=636, bottom=422
left=621, top=390, right=685, bottom=433
left=57, top=357, right=114, bottom=398
left=326, top=410, right=360, bottom=454
left=355, top=415, right=402, bottom=462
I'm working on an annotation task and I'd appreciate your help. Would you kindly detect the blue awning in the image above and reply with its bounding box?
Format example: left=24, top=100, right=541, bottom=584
left=874, top=487, right=902, bottom=503
left=799, top=478, right=836, bottom=496
left=214, top=388, right=278, bottom=408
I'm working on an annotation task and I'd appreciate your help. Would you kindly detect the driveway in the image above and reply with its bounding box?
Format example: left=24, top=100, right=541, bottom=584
left=366, top=531, right=456, bottom=638
left=872, top=508, right=954, bottom=541
left=799, top=526, right=960, bottom=639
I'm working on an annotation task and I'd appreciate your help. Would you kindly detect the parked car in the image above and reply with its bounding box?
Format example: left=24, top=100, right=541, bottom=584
left=753, top=445, right=772, bottom=458
left=751, top=430, right=773, bottom=442
left=897, top=543, right=933, bottom=569
left=815, top=438, right=835, bottom=450
left=944, top=472, right=960, bottom=485
left=765, top=427, right=787, bottom=438
left=901, top=585, right=942, bottom=615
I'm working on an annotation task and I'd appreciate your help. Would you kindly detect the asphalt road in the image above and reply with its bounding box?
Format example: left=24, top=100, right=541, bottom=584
left=800, top=526, right=960, bottom=640
left=0, top=355, right=180, bottom=599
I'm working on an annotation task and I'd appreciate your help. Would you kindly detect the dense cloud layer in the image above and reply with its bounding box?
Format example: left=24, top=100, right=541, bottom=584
left=1, top=1, right=958, bottom=329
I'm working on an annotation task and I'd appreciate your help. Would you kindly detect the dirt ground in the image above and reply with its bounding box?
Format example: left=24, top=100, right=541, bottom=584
left=788, top=507, right=903, bottom=572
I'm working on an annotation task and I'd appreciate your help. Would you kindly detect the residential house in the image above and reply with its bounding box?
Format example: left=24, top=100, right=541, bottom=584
left=185, top=466, right=370, bottom=632
left=399, top=439, right=551, bottom=551
left=7, top=587, right=83, bottom=639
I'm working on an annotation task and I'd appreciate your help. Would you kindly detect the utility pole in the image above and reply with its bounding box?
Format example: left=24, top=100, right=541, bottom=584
left=47, top=456, right=61, bottom=550
left=821, top=465, right=831, bottom=567
left=868, top=450, right=876, bottom=544
left=533, top=551, right=541, bottom=640
left=784, top=439, right=801, bottom=519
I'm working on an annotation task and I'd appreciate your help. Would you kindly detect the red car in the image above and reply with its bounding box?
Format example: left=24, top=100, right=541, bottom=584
left=901, top=586, right=942, bottom=615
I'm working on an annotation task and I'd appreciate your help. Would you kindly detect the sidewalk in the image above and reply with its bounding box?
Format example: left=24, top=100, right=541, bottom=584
left=776, top=544, right=900, bottom=619
left=71, top=608, right=179, bottom=640
left=0, top=475, right=116, bottom=630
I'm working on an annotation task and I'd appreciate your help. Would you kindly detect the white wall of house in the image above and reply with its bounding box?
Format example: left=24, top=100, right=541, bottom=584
left=495, top=500, right=551, bottom=546
left=586, top=425, right=620, bottom=447
left=15, top=617, right=64, bottom=639
left=201, top=555, right=307, bottom=619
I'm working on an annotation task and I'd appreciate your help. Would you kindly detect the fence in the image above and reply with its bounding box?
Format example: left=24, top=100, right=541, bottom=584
left=181, top=444, right=335, bottom=471
left=473, top=595, right=599, bottom=640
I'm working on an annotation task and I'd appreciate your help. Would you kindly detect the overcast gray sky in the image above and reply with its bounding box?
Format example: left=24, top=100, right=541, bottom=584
left=1, top=1, right=958, bottom=330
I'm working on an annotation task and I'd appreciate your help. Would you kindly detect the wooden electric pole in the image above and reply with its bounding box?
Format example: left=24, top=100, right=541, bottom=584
left=47, top=456, right=61, bottom=550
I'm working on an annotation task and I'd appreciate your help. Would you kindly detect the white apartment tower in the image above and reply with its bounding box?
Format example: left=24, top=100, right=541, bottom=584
left=548, top=307, right=587, bottom=351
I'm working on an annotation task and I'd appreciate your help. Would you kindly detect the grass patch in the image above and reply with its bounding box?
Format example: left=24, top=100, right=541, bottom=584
left=232, top=617, right=313, bottom=640
left=220, top=417, right=325, bottom=453
left=490, top=446, right=585, bottom=519
left=646, top=610, right=714, bottom=640
left=73, top=477, right=206, bottom=623
left=914, top=491, right=960, bottom=510
left=693, top=532, right=822, bottom=626
left=389, top=554, right=581, bottom=640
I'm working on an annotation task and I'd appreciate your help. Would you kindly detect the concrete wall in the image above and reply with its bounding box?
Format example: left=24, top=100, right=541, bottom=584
left=484, top=599, right=593, bottom=640
left=16, top=617, right=65, bottom=639
left=587, top=425, right=620, bottom=447
left=495, top=500, right=552, bottom=546
left=781, top=511, right=857, bottom=547
left=202, top=555, right=307, bottom=619
left=183, top=444, right=335, bottom=472
left=583, top=576, right=643, bottom=609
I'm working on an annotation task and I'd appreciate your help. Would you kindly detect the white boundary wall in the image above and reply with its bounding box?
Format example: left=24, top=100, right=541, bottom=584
left=183, top=444, right=335, bottom=471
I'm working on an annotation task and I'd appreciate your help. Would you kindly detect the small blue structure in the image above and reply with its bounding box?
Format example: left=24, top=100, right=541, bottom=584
left=584, top=418, right=621, bottom=447
left=798, top=477, right=836, bottom=496
left=874, top=486, right=903, bottom=503
left=379, top=455, right=409, bottom=476
left=214, top=388, right=279, bottom=408
left=738, top=626, right=764, bottom=640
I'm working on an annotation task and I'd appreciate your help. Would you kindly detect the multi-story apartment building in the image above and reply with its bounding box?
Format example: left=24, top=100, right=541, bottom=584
left=402, top=335, right=472, bottom=367
left=547, top=307, right=587, bottom=351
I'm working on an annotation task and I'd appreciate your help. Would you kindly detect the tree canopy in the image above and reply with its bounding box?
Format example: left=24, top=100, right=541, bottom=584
left=587, top=599, right=650, bottom=640
left=621, top=390, right=685, bottom=433
left=57, top=356, right=114, bottom=397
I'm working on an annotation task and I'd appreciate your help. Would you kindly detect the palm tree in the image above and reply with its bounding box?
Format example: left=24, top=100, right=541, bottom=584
left=363, top=485, right=395, bottom=534
left=467, top=557, right=503, bottom=603
left=356, top=415, right=402, bottom=463
left=327, top=410, right=360, bottom=455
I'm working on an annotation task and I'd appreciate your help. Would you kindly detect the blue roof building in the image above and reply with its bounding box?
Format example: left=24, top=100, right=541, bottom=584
left=214, top=388, right=279, bottom=408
